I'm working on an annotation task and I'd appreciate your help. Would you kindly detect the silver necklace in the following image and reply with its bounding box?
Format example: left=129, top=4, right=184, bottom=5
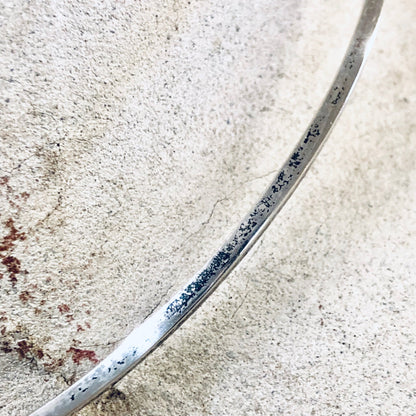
left=31, top=1, right=383, bottom=414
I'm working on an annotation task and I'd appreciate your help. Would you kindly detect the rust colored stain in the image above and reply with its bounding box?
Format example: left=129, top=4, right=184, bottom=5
left=16, top=340, right=32, bottom=359
left=19, top=291, right=33, bottom=304
left=67, top=347, right=99, bottom=365
left=58, top=304, right=70, bottom=314
left=0, top=273, right=3, bottom=279
left=1, top=337, right=47, bottom=365
left=2, top=255, right=21, bottom=274
left=0, top=341, right=13, bottom=353
left=0, top=218, right=26, bottom=285
left=0, top=218, right=26, bottom=252
left=20, top=191, right=30, bottom=201
left=35, top=348, right=44, bottom=359
left=0, top=176, right=9, bottom=186
left=43, top=357, right=64, bottom=371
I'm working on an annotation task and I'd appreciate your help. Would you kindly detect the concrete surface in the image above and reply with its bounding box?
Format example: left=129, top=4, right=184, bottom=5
left=0, top=0, right=415, bottom=415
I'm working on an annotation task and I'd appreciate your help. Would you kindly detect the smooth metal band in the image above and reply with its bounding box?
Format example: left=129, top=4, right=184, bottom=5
left=30, top=1, right=383, bottom=414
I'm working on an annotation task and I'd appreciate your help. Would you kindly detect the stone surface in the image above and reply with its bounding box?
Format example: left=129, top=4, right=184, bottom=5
left=0, top=0, right=415, bottom=415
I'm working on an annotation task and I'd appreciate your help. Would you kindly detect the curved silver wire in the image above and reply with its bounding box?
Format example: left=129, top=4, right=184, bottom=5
left=30, top=1, right=383, bottom=414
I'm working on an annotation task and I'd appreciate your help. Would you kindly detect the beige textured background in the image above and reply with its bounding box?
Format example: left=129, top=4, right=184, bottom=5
left=1, top=0, right=415, bottom=415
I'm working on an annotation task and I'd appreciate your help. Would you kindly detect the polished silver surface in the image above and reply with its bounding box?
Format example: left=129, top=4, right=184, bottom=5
left=30, top=1, right=383, bottom=415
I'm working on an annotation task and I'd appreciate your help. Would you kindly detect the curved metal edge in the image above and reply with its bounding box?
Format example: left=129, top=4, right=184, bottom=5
left=30, top=1, right=383, bottom=415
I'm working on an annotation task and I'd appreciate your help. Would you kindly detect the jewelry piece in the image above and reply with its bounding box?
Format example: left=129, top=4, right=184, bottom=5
left=30, top=1, right=383, bottom=414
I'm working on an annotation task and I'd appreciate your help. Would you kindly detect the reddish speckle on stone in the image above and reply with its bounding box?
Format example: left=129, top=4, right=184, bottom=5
left=1, top=341, right=12, bottom=353
left=43, top=357, right=65, bottom=371
left=35, top=349, right=44, bottom=359
left=2, top=255, right=21, bottom=274
left=67, top=347, right=99, bottom=365
left=0, top=218, right=26, bottom=252
left=1, top=338, right=46, bottom=363
left=16, top=340, right=32, bottom=359
left=0, top=218, right=26, bottom=285
left=19, top=291, right=32, bottom=303
left=85, top=322, right=91, bottom=329
left=72, top=338, right=81, bottom=346
left=0, top=176, right=9, bottom=186
left=1, top=327, right=5, bottom=335
left=77, top=325, right=85, bottom=332
left=20, top=192, right=30, bottom=201
left=0, top=273, right=3, bottom=279
left=58, top=304, right=70, bottom=314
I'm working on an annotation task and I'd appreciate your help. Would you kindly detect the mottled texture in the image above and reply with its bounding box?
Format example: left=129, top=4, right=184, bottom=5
left=0, top=0, right=415, bottom=415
